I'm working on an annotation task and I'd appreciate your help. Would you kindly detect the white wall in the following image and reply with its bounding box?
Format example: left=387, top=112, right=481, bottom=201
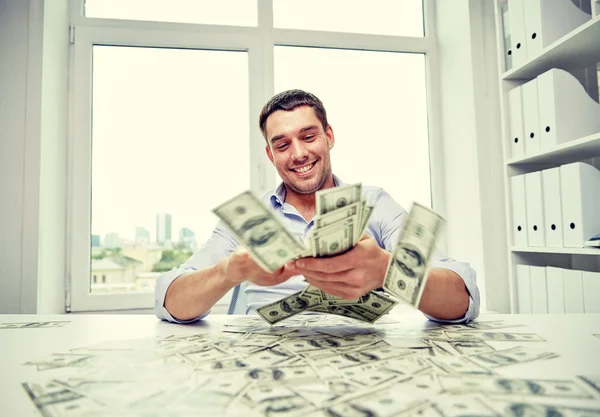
left=435, top=0, right=509, bottom=313
left=0, top=0, right=68, bottom=313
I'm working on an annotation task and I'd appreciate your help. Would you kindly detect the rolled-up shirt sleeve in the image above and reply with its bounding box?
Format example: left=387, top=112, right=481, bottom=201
left=369, top=188, right=480, bottom=324
left=154, top=221, right=238, bottom=323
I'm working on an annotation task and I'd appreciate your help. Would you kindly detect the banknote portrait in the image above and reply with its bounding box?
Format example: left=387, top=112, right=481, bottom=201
left=496, top=379, right=544, bottom=395
left=393, top=243, right=425, bottom=279
left=240, top=215, right=279, bottom=247
left=281, top=296, right=310, bottom=313
left=506, top=402, right=562, bottom=417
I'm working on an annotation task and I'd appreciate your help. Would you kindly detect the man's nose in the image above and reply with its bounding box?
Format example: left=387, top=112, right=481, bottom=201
left=290, top=140, right=308, bottom=162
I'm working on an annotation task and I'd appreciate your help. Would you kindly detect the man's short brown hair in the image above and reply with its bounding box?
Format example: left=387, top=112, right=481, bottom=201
left=259, top=89, right=329, bottom=143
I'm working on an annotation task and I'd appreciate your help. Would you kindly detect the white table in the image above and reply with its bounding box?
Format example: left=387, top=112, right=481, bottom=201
left=1, top=310, right=600, bottom=416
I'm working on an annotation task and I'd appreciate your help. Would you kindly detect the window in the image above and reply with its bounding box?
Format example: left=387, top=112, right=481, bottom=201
left=89, top=46, right=250, bottom=295
left=69, top=0, right=435, bottom=311
left=85, top=0, right=258, bottom=26
left=274, top=47, right=431, bottom=210
left=273, top=0, right=424, bottom=37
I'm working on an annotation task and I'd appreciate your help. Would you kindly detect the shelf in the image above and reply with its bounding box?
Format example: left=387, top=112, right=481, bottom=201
left=502, top=15, right=600, bottom=81
left=511, top=246, right=600, bottom=255
left=507, top=131, right=600, bottom=166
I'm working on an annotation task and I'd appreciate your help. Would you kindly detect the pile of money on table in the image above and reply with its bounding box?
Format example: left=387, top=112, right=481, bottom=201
left=21, top=317, right=600, bottom=416
left=213, top=184, right=444, bottom=324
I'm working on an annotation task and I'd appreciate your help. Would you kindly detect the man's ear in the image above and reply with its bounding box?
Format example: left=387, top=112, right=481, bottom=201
left=265, top=145, right=274, bottom=165
left=326, top=125, right=335, bottom=150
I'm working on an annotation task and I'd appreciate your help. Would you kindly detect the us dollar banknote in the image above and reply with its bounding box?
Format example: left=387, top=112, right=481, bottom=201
left=316, top=183, right=362, bottom=215
left=256, top=285, right=324, bottom=324
left=383, top=202, right=444, bottom=308
left=212, top=191, right=307, bottom=272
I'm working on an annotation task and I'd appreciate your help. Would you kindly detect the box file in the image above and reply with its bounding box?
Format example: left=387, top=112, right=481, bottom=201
left=582, top=271, right=600, bottom=313
left=510, top=175, right=528, bottom=247
left=563, top=269, right=584, bottom=313
left=508, top=0, right=528, bottom=67
left=508, top=86, right=525, bottom=159
left=537, top=69, right=600, bottom=151
left=525, top=172, right=545, bottom=247
left=516, top=264, right=532, bottom=313
left=523, top=0, right=590, bottom=60
left=530, top=266, right=548, bottom=313
left=546, top=267, right=565, bottom=313
left=541, top=168, right=563, bottom=247
left=522, top=79, right=540, bottom=155
left=560, top=162, right=600, bottom=247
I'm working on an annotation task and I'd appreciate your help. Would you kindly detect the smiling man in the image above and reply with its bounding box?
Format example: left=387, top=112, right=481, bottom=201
left=155, top=89, right=479, bottom=324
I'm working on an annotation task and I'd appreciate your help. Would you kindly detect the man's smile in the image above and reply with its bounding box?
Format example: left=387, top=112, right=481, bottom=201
left=290, top=161, right=316, bottom=176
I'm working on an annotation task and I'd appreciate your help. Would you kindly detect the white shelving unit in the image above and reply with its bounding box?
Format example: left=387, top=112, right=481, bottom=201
left=494, top=1, right=600, bottom=313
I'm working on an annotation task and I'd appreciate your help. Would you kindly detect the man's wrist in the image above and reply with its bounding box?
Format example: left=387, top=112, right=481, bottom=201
left=377, top=248, right=392, bottom=287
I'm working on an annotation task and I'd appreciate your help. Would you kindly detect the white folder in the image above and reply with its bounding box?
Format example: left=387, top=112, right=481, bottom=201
left=582, top=271, right=600, bottom=314
left=538, top=69, right=600, bottom=150
left=541, top=168, right=563, bottom=247
left=563, top=269, right=584, bottom=313
left=522, top=79, right=540, bottom=155
left=523, top=0, right=590, bottom=60
left=508, top=0, right=528, bottom=67
left=560, top=162, right=600, bottom=247
left=508, top=86, right=525, bottom=159
left=529, top=266, right=548, bottom=313
left=525, top=172, right=545, bottom=247
left=510, top=175, right=528, bottom=247
left=546, top=266, right=565, bottom=313
left=516, top=264, right=532, bottom=314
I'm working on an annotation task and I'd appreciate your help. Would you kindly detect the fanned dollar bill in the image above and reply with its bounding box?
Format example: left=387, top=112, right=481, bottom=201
left=212, top=191, right=307, bottom=272
left=383, top=202, right=444, bottom=308
left=316, top=183, right=362, bottom=215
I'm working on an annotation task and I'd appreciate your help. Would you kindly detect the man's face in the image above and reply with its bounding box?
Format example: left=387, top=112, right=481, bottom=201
left=265, top=106, right=334, bottom=195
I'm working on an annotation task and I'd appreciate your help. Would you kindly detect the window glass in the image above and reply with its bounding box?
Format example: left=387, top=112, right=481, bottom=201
left=90, top=45, right=250, bottom=294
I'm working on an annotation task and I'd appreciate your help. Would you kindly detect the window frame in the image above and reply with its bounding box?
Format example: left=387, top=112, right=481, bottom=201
left=67, top=0, right=444, bottom=312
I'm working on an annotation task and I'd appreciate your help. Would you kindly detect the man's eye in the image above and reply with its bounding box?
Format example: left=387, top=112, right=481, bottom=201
left=303, top=135, right=315, bottom=141
left=277, top=144, right=288, bottom=150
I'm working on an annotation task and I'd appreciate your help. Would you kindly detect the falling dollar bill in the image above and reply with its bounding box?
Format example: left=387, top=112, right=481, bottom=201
left=212, top=191, right=307, bottom=272
left=383, top=202, right=444, bottom=308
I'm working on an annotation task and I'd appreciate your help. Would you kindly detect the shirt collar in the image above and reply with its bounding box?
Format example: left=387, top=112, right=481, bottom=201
left=269, top=174, right=344, bottom=208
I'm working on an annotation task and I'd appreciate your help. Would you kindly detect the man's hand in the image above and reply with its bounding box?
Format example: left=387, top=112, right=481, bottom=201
left=220, top=248, right=297, bottom=287
left=288, top=235, right=391, bottom=299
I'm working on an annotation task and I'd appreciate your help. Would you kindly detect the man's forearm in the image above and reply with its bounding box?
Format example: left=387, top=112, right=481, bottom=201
left=164, top=260, right=237, bottom=321
left=417, top=267, right=470, bottom=320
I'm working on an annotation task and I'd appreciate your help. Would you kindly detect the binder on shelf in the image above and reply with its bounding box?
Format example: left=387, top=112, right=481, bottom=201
left=525, top=171, right=545, bottom=247
left=508, top=86, right=525, bottom=159
left=507, top=0, right=528, bottom=68
left=501, top=3, right=513, bottom=71
left=563, top=269, right=584, bottom=313
left=516, top=264, right=532, bottom=313
left=530, top=266, right=548, bottom=313
left=546, top=266, right=565, bottom=313
left=560, top=162, right=600, bottom=247
left=582, top=271, right=600, bottom=313
left=537, top=69, right=600, bottom=151
left=522, top=79, right=540, bottom=155
left=541, top=167, right=563, bottom=247
left=522, top=0, right=591, bottom=60
left=510, top=175, right=528, bottom=247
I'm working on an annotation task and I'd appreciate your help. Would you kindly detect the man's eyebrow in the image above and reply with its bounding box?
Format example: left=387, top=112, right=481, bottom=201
left=270, top=125, right=319, bottom=144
